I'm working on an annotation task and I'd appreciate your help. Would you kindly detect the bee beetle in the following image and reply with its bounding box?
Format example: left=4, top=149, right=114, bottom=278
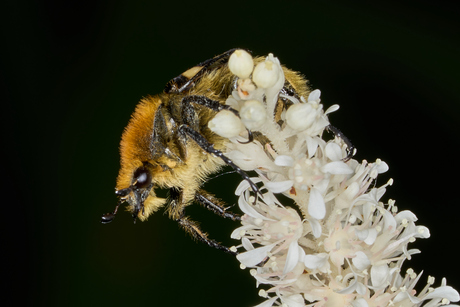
left=101, top=49, right=354, bottom=255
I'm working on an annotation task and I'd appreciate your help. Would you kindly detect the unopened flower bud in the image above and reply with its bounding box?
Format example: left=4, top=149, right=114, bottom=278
left=252, top=59, right=280, bottom=88
left=229, top=49, right=254, bottom=79
left=240, top=100, right=266, bottom=130
left=208, top=110, right=245, bottom=138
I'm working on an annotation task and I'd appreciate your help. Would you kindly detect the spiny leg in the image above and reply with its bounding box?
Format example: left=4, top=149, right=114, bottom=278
left=164, top=48, right=242, bottom=94
left=181, top=95, right=239, bottom=116
left=195, top=189, right=241, bottom=221
left=168, top=187, right=237, bottom=255
left=178, top=217, right=236, bottom=255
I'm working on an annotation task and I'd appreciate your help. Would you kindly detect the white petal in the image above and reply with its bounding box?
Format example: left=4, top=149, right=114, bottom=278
left=370, top=264, right=390, bottom=288
left=325, top=104, right=340, bottom=115
left=230, top=225, right=254, bottom=239
left=228, top=142, right=277, bottom=171
left=235, top=177, right=262, bottom=195
left=362, top=202, right=376, bottom=221
left=382, top=234, right=412, bottom=256
left=297, top=244, right=306, bottom=262
left=383, top=210, right=397, bottom=231
left=225, top=150, right=257, bottom=171
left=356, top=282, right=367, bottom=295
left=253, top=297, right=278, bottom=307
left=308, top=89, right=321, bottom=102
left=352, top=298, right=369, bottom=307
left=264, top=180, right=294, bottom=193
left=308, top=218, right=322, bottom=238
left=406, top=248, right=421, bottom=257
left=355, top=229, right=369, bottom=241
left=283, top=241, right=301, bottom=274
left=280, top=294, right=304, bottom=307
left=304, top=253, right=328, bottom=269
left=321, top=161, right=354, bottom=174
left=238, top=195, right=270, bottom=220
left=308, top=188, right=326, bottom=219
left=325, top=142, right=343, bottom=161
left=235, top=180, right=250, bottom=195
left=306, top=137, right=319, bottom=158
left=337, top=279, right=359, bottom=294
left=343, top=182, right=359, bottom=200
left=314, top=177, right=329, bottom=195
left=364, top=228, right=378, bottom=245
left=375, top=161, right=389, bottom=173
left=395, top=210, right=418, bottom=223
left=236, top=243, right=276, bottom=267
left=241, top=237, right=254, bottom=251
left=254, top=275, right=298, bottom=285
left=274, top=155, right=294, bottom=167
left=415, top=226, right=430, bottom=238
left=352, top=251, right=371, bottom=271
left=375, top=186, right=386, bottom=201
left=424, top=286, right=460, bottom=302
left=394, top=291, right=420, bottom=304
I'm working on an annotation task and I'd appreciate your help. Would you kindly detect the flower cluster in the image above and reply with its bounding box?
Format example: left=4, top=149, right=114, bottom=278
left=208, top=50, right=459, bottom=307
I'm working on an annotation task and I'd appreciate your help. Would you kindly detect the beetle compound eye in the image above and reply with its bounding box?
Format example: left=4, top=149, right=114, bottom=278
left=133, top=166, right=152, bottom=189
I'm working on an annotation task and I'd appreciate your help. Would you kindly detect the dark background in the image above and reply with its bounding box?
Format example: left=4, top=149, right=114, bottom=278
left=3, top=1, right=460, bottom=306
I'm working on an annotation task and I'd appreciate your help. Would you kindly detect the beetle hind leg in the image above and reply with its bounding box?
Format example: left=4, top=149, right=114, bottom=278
left=168, top=187, right=237, bottom=255
left=178, top=216, right=236, bottom=255
left=195, top=189, right=241, bottom=221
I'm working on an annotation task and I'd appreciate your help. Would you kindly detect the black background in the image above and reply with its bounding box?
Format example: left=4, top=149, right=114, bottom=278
left=3, top=1, right=460, bottom=306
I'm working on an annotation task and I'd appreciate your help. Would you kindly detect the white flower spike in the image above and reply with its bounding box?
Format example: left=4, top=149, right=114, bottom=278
left=220, top=51, right=458, bottom=307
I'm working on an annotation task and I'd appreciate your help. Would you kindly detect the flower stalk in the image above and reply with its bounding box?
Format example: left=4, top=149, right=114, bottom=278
left=209, top=50, right=459, bottom=307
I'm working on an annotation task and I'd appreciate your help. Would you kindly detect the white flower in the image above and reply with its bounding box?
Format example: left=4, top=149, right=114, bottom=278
left=232, top=187, right=304, bottom=276
left=237, top=78, right=258, bottom=100
left=220, top=51, right=459, bottom=307
left=228, top=49, right=254, bottom=79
